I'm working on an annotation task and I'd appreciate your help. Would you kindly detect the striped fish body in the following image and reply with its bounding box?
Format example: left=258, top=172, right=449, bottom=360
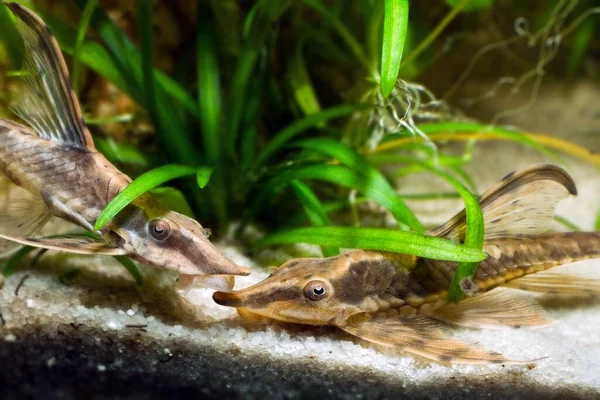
left=214, top=165, right=600, bottom=364
left=0, top=3, right=249, bottom=278
left=0, top=120, right=130, bottom=230
left=407, top=231, right=600, bottom=307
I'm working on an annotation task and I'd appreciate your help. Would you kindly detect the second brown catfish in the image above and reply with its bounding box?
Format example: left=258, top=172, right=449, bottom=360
left=0, top=4, right=249, bottom=282
left=214, top=165, right=600, bottom=364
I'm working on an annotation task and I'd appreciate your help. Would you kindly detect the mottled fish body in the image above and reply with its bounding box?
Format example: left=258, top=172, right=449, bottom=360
left=214, top=165, right=600, bottom=364
left=0, top=3, right=249, bottom=281
left=0, top=118, right=129, bottom=230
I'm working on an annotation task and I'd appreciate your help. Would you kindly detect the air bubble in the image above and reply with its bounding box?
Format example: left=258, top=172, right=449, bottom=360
left=514, top=17, right=530, bottom=36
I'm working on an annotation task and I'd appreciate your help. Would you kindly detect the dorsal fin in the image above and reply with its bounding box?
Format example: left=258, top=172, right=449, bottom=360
left=6, top=3, right=95, bottom=149
left=430, top=165, right=577, bottom=240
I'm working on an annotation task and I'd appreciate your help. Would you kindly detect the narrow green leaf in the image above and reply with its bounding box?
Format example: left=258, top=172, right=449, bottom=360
left=566, top=16, right=595, bottom=77
left=293, top=138, right=422, bottom=232
left=150, top=187, right=195, bottom=218
left=208, top=0, right=241, bottom=54
left=286, top=196, right=370, bottom=227
left=288, top=37, right=321, bottom=116
left=295, top=138, right=367, bottom=170
left=302, top=0, right=369, bottom=70
left=227, top=0, right=290, bottom=158
left=196, top=167, right=213, bottom=188
left=445, top=0, right=493, bottom=12
left=226, top=50, right=260, bottom=159
left=259, top=226, right=487, bottom=262
left=366, top=0, right=384, bottom=70
left=595, top=208, right=600, bottom=231
left=31, top=249, right=49, bottom=268
left=136, top=0, right=157, bottom=115
left=554, top=216, right=581, bottom=232
left=240, top=52, right=269, bottom=170
left=196, top=7, right=222, bottom=164
left=94, top=164, right=199, bottom=230
left=114, top=256, right=144, bottom=286
left=254, top=104, right=372, bottom=169
left=381, top=0, right=409, bottom=97
left=438, top=170, right=484, bottom=303
left=289, top=180, right=338, bottom=257
left=384, top=122, right=559, bottom=161
left=367, top=152, right=484, bottom=302
left=268, top=164, right=416, bottom=231
left=72, top=0, right=99, bottom=95
left=289, top=181, right=331, bottom=226
left=39, top=8, right=197, bottom=115
left=2, top=246, right=36, bottom=277
left=95, top=137, right=149, bottom=167
left=67, top=1, right=200, bottom=166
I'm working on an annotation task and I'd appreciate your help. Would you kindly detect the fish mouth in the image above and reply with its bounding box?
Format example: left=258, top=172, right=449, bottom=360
left=213, top=290, right=244, bottom=307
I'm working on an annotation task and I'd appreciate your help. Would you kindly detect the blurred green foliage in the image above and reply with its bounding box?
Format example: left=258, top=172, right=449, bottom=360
left=0, top=0, right=598, bottom=300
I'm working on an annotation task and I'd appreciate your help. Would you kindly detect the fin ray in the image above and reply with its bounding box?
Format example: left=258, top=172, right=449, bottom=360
left=342, top=313, right=520, bottom=364
left=431, top=165, right=576, bottom=240
left=0, top=176, right=51, bottom=256
left=505, top=269, right=600, bottom=297
left=7, top=3, right=95, bottom=149
left=0, top=233, right=127, bottom=256
left=429, top=288, right=554, bottom=329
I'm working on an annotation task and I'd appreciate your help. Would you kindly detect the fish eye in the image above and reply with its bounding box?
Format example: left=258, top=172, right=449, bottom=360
left=148, top=218, right=171, bottom=241
left=304, top=280, right=329, bottom=301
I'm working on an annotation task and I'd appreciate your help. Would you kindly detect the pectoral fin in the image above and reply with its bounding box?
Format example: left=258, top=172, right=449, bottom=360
left=342, top=313, right=519, bottom=364
left=0, top=177, right=51, bottom=256
left=0, top=233, right=127, bottom=256
left=429, top=288, right=554, bottom=329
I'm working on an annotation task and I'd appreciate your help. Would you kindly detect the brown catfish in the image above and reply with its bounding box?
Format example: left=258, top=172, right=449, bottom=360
left=214, top=165, right=600, bottom=364
left=0, top=3, right=249, bottom=280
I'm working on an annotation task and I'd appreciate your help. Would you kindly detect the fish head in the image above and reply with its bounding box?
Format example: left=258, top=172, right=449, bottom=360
left=111, top=201, right=250, bottom=277
left=213, top=250, right=400, bottom=326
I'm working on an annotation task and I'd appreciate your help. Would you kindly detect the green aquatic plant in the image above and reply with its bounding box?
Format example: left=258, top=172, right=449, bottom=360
left=0, top=0, right=598, bottom=301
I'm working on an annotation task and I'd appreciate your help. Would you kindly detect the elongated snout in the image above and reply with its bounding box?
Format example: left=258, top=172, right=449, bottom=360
left=174, top=231, right=251, bottom=276
left=213, top=290, right=244, bottom=307
left=201, top=253, right=251, bottom=276
left=178, top=252, right=251, bottom=276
